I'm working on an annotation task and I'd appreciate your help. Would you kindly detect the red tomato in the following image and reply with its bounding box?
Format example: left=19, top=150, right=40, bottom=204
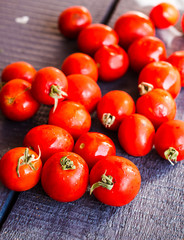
left=138, top=61, right=181, bottom=99
left=97, top=90, right=135, bottom=130
left=136, top=89, right=176, bottom=129
left=1, top=61, right=36, bottom=84
left=77, top=23, right=119, bottom=56
left=149, top=2, right=179, bottom=29
left=118, top=114, right=155, bottom=156
left=66, top=74, right=101, bottom=113
left=155, top=120, right=184, bottom=164
left=89, top=156, right=141, bottom=206
left=61, top=52, right=98, bottom=82
left=23, top=124, right=74, bottom=164
left=41, top=152, right=89, bottom=202
left=167, top=51, right=184, bottom=87
left=182, top=14, right=184, bottom=32
left=128, top=36, right=167, bottom=72
left=31, top=67, right=68, bottom=111
left=114, top=11, right=155, bottom=49
left=0, top=147, right=42, bottom=191
left=58, top=6, right=92, bottom=39
left=0, top=79, right=40, bottom=121
left=74, top=132, right=116, bottom=169
left=94, top=44, right=129, bottom=82
left=48, top=100, right=91, bottom=140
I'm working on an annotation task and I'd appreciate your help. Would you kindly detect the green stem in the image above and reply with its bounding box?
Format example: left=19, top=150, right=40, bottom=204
left=60, top=156, right=76, bottom=170
left=90, top=171, right=114, bottom=195
left=164, top=147, right=179, bottom=165
left=49, top=85, right=67, bottom=112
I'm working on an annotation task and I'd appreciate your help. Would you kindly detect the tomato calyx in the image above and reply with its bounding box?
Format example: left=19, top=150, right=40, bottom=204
left=79, top=143, right=85, bottom=149
left=90, top=170, right=114, bottom=195
left=164, top=147, right=179, bottom=165
left=49, top=85, right=68, bottom=112
left=138, top=82, right=154, bottom=95
left=16, top=148, right=40, bottom=177
left=102, top=113, right=115, bottom=128
left=60, top=156, right=76, bottom=170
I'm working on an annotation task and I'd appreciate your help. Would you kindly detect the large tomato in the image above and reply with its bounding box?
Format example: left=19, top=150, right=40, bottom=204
left=90, top=156, right=141, bottom=206
left=23, top=124, right=74, bottom=164
left=0, top=79, right=40, bottom=121
left=0, top=147, right=42, bottom=191
left=114, top=11, right=155, bottom=49
left=77, top=23, right=119, bottom=56
left=41, top=152, right=89, bottom=202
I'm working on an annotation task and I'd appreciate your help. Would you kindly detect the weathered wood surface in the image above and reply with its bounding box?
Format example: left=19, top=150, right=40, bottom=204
left=0, top=0, right=184, bottom=239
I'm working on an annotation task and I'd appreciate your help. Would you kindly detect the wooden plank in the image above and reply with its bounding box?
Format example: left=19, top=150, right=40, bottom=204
left=0, top=0, right=115, bottom=227
left=0, top=0, right=184, bottom=239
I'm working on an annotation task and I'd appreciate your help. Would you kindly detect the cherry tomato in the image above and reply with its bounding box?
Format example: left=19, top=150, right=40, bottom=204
left=94, top=44, right=129, bottom=82
left=58, top=6, right=92, bottom=39
left=48, top=100, right=91, bottom=140
left=128, top=36, right=167, bottom=72
left=23, top=124, right=74, bottom=164
left=97, top=90, right=135, bottom=130
left=66, top=74, right=101, bottom=113
left=155, top=120, right=184, bottom=165
left=61, top=52, right=98, bottom=82
left=1, top=61, right=36, bottom=84
left=118, top=114, right=155, bottom=156
left=74, top=132, right=116, bottom=169
left=41, top=152, right=89, bottom=202
left=89, top=155, right=141, bottom=206
left=0, top=79, right=40, bottom=121
left=167, top=51, right=184, bottom=87
left=138, top=61, right=181, bottom=99
left=31, top=67, right=68, bottom=111
left=136, top=89, right=176, bottom=129
left=182, top=14, right=184, bottom=32
left=114, top=11, right=155, bottom=49
left=0, top=147, right=42, bottom=191
left=77, top=23, right=119, bottom=56
left=149, top=2, right=179, bottom=29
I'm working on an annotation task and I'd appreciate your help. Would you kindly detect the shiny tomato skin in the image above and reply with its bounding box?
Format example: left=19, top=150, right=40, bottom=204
left=154, top=120, right=184, bottom=162
left=182, top=14, right=184, bottom=32
left=118, top=114, right=155, bottom=156
left=149, top=2, right=179, bottom=29
left=77, top=23, right=119, bottom=56
left=31, top=67, right=68, bottom=106
left=97, top=90, right=135, bottom=130
left=1, top=61, right=36, bottom=84
left=0, top=79, right=40, bottom=121
left=23, top=124, right=74, bottom=164
left=114, top=11, right=155, bottom=49
left=138, top=61, right=181, bottom=99
left=128, top=36, right=167, bottom=72
left=136, top=89, right=176, bottom=129
left=48, top=100, right=91, bottom=140
left=58, top=6, right=92, bottom=39
left=94, top=44, right=129, bottom=82
left=167, top=51, right=184, bottom=87
left=74, top=132, right=116, bottom=169
left=90, top=156, right=141, bottom=206
left=0, top=147, right=42, bottom=191
left=66, top=74, right=101, bottom=113
left=61, top=52, right=98, bottom=82
left=41, top=151, right=89, bottom=202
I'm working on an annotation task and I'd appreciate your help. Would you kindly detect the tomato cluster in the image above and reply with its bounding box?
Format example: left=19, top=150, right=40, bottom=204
left=0, top=3, right=184, bottom=207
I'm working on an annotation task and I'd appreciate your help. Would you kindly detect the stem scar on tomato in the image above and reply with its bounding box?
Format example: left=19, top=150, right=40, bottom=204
left=60, top=156, right=76, bottom=170
left=164, top=147, right=179, bottom=165
left=49, top=85, right=68, bottom=112
left=102, top=113, right=115, bottom=128
left=90, top=170, right=114, bottom=195
left=138, top=82, right=154, bottom=95
left=16, top=147, right=41, bottom=177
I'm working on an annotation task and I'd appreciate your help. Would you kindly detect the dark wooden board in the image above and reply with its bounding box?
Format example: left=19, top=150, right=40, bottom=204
left=0, top=0, right=184, bottom=239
